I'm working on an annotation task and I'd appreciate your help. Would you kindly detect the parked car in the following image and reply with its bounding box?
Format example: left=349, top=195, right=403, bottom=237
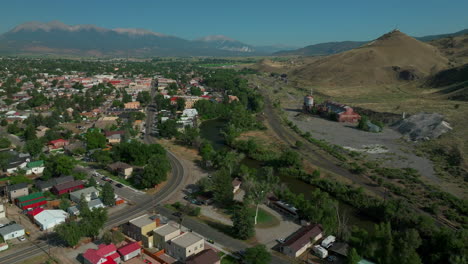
left=18, top=236, right=26, bottom=242
left=116, top=183, right=124, bottom=188
left=326, top=256, right=337, bottom=262
left=101, top=176, right=107, bottom=181
left=173, top=212, right=182, bottom=218
left=144, top=259, right=152, bottom=264
left=183, top=196, right=189, bottom=200
left=276, top=238, right=285, bottom=243
left=206, top=238, right=214, bottom=244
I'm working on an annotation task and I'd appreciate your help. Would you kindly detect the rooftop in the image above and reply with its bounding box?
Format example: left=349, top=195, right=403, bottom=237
left=70, top=187, right=99, bottom=197
left=0, top=224, right=24, bottom=236
left=129, top=214, right=155, bottom=228
left=283, top=224, right=323, bottom=252
left=154, top=224, right=180, bottom=237
left=172, top=232, right=203, bottom=248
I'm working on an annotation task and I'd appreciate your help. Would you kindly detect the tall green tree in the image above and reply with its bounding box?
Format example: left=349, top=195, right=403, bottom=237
left=102, top=182, right=116, bottom=206
left=347, top=248, right=361, bottom=264
left=140, top=155, right=170, bottom=188
left=232, top=204, right=255, bottom=240
left=211, top=168, right=234, bottom=206
left=59, top=198, right=71, bottom=211
left=24, top=139, right=43, bottom=157
left=0, top=137, right=11, bottom=149
left=43, top=154, right=75, bottom=179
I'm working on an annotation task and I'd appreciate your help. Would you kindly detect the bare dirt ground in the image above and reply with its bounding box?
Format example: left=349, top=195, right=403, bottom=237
left=285, top=109, right=438, bottom=182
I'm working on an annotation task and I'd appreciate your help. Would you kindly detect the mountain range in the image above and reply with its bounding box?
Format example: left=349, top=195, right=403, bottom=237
left=0, top=21, right=286, bottom=57
left=274, top=29, right=468, bottom=56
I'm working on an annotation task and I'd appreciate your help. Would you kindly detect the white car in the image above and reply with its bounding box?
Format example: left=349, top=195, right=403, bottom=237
left=18, top=236, right=26, bottom=242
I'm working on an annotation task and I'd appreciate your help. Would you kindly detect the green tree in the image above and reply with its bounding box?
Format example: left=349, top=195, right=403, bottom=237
left=102, top=230, right=125, bottom=245
left=102, top=182, right=116, bottom=206
left=59, top=198, right=71, bottom=211
left=140, top=155, right=170, bottom=188
left=43, top=154, right=75, bottom=179
left=136, top=91, right=151, bottom=106
left=357, top=116, right=370, bottom=131
left=24, top=139, right=44, bottom=157
left=199, top=142, right=216, bottom=168
left=190, top=86, right=202, bottom=96
left=87, top=177, right=97, bottom=188
left=176, top=126, right=200, bottom=146
left=176, top=97, right=186, bottom=111
left=79, top=193, right=91, bottom=217
left=243, top=245, right=271, bottom=264
left=244, top=167, right=277, bottom=225
left=211, top=168, right=234, bottom=206
left=55, top=222, right=82, bottom=247
left=0, top=137, right=11, bottom=149
left=232, top=204, right=255, bottom=240
left=0, top=119, right=7, bottom=126
left=159, top=119, right=178, bottom=138
left=347, top=248, right=361, bottom=264
left=85, top=130, right=106, bottom=150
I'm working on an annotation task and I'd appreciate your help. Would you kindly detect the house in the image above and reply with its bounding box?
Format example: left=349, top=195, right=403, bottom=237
left=186, top=249, right=221, bottom=264
left=70, top=187, right=100, bottom=203
left=36, top=126, right=49, bottom=138
left=4, top=152, right=31, bottom=174
left=117, top=242, right=141, bottom=261
left=317, top=101, right=361, bottom=123
left=232, top=178, right=242, bottom=194
left=48, top=139, right=69, bottom=151
left=6, top=183, right=29, bottom=201
left=25, top=160, right=45, bottom=175
left=122, top=214, right=160, bottom=248
left=83, top=243, right=121, bottom=264
left=88, top=199, right=105, bottom=210
left=16, top=192, right=47, bottom=210
left=34, top=209, right=68, bottom=230
left=64, top=141, right=86, bottom=155
left=166, top=232, right=205, bottom=261
left=27, top=207, right=44, bottom=220
left=153, top=224, right=181, bottom=249
left=281, top=224, right=324, bottom=258
left=124, top=101, right=141, bottom=109
left=106, top=134, right=121, bottom=144
left=67, top=206, right=80, bottom=216
left=51, top=180, right=84, bottom=195
left=0, top=224, right=25, bottom=240
left=0, top=204, right=5, bottom=219
left=107, top=162, right=133, bottom=179
left=182, top=108, right=198, bottom=118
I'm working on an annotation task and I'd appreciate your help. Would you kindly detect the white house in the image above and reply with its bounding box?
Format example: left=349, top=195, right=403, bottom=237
left=182, top=108, right=198, bottom=118
left=0, top=224, right=25, bottom=240
left=88, top=199, right=105, bottom=210
left=70, top=187, right=100, bottom=203
left=34, top=210, right=68, bottom=230
left=25, top=160, right=45, bottom=175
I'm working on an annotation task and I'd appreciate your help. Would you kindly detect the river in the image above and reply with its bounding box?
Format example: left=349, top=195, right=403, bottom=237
left=199, top=118, right=376, bottom=231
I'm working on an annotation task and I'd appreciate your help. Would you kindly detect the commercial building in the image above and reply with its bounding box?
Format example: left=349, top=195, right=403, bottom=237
left=70, top=187, right=100, bottom=203
left=281, top=224, right=324, bottom=258
left=122, top=214, right=160, bottom=248
left=317, top=101, right=361, bottom=123
left=0, top=224, right=25, bottom=240
left=34, top=210, right=68, bottom=230
left=165, top=232, right=204, bottom=261
left=153, top=224, right=181, bottom=249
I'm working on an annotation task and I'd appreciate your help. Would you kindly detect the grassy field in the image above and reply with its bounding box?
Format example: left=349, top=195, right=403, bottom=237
left=249, top=207, right=280, bottom=228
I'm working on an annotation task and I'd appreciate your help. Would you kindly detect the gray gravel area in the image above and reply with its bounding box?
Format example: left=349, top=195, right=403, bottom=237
left=285, top=109, right=438, bottom=182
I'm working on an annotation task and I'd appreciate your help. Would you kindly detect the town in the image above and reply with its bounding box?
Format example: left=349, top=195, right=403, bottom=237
left=0, top=7, right=467, bottom=264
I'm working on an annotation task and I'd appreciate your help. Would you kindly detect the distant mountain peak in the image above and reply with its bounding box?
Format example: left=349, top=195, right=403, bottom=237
left=198, top=35, right=236, bottom=42
left=112, top=28, right=167, bottom=37
left=11, top=20, right=107, bottom=33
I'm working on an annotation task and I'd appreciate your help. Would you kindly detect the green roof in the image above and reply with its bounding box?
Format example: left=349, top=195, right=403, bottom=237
left=27, top=160, right=44, bottom=168
left=20, top=197, right=46, bottom=207
left=17, top=192, right=44, bottom=203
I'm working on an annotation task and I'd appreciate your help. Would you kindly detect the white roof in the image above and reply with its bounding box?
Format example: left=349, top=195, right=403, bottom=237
left=182, top=108, right=198, bottom=117
left=35, top=210, right=68, bottom=225
left=172, top=232, right=203, bottom=248
left=70, top=187, right=99, bottom=198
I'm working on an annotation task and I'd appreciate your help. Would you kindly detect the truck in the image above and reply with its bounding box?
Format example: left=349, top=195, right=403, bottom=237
left=321, top=235, right=336, bottom=249
left=312, top=245, right=328, bottom=259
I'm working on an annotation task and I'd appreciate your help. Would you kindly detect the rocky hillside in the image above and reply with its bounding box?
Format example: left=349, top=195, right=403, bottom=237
left=430, top=34, right=468, bottom=66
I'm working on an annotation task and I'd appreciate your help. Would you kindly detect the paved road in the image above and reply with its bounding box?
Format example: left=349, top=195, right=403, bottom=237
left=157, top=206, right=291, bottom=264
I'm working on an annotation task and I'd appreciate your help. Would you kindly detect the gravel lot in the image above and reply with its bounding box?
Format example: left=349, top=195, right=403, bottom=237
left=285, top=109, right=438, bottom=182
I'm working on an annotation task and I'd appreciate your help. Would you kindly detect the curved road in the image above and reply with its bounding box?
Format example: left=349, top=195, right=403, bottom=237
left=0, top=103, right=186, bottom=264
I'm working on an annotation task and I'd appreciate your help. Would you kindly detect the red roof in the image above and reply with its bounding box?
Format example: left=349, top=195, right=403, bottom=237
left=27, top=207, right=44, bottom=217
left=48, top=139, right=68, bottom=145
left=83, top=244, right=118, bottom=264
left=118, top=242, right=141, bottom=256
left=170, top=97, right=178, bottom=102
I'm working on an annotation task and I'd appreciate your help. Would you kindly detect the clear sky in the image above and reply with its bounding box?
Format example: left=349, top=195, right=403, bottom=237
left=1, top=0, right=467, bottom=47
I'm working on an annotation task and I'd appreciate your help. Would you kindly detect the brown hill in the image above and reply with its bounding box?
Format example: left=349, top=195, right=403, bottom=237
left=430, top=34, right=468, bottom=66
left=290, top=30, right=449, bottom=86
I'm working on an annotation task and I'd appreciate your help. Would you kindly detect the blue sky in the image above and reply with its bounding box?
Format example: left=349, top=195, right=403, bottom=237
left=1, top=0, right=467, bottom=46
